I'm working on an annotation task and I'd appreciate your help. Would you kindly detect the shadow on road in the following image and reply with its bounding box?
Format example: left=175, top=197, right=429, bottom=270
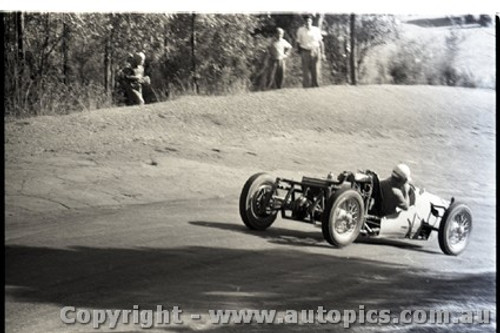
left=6, top=245, right=495, bottom=331
left=189, top=220, right=439, bottom=254
left=189, top=220, right=330, bottom=248
left=355, top=237, right=440, bottom=255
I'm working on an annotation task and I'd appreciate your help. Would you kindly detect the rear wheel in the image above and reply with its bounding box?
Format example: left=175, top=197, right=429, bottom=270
left=239, top=173, right=278, bottom=230
left=322, top=188, right=365, bottom=247
left=438, top=202, right=472, bottom=255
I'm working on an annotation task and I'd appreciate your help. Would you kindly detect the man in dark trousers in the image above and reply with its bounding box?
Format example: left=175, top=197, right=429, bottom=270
left=295, top=15, right=326, bottom=88
left=266, top=27, right=292, bottom=89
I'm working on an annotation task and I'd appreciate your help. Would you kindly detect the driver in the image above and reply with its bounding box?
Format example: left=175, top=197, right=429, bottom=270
left=378, top=163, right=412, bottom=217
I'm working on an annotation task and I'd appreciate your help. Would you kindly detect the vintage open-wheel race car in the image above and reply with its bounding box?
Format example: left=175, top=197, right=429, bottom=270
left=239, top=170, right=472, bottom=255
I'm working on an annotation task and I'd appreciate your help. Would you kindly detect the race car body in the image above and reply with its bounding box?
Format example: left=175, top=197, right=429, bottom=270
left=239, top=170, right=472, bottom=255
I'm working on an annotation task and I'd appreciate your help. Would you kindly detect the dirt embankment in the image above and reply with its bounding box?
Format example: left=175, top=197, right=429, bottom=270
left=5, top=85, right=495, bottom=215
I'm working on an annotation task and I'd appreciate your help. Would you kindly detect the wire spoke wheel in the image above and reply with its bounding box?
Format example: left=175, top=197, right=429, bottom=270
left=322, top=188, right=365, bottom=248
left=334, top=198, right=362, bottom=235
left=438, top=202, right=472, bottom=255
left=446, top=210, right=472, bottom=248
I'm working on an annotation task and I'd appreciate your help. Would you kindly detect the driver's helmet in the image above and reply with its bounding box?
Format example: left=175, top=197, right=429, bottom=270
left=391, top=163, right=411, bottom=183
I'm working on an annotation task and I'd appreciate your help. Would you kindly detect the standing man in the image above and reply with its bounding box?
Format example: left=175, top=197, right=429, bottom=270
left=267, top=27, right=292, bottom=89
left=296, top=14, right=326, bottom=88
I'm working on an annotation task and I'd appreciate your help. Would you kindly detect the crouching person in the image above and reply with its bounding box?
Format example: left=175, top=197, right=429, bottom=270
left=120, top=52, right=150, bottom=106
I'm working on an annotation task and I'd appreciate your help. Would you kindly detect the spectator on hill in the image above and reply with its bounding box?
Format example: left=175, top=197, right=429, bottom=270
left=120, top=52, right=150, bottom=106
left=265, top=27, right=292, bottom=89
left=296, top=15, right=326, bottom=88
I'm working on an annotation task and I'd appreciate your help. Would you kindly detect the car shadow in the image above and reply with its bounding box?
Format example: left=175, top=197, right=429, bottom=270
left=189, top=220, right=329, bottom=248
left=355, top=237, right=441, bottom=255
left=189, top=220, right=441, bottom=254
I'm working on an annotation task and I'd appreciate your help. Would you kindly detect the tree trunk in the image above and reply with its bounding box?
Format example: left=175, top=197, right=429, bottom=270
left=349, top=13, right=357, bottom=85
left=16, top=12, right=24, bottom=69
left=191, top=13, right=199, bottom=94
left=13, top=11, right=24, bottom=101
left=104, top=15, right=114, bottom=97
left=163, top=19, right=170, bottom=96
left=62, top=14, right=70, bottom=85
left=344, top=39, right=350, bottom=84
left=316, top=13, right=324, bottom=29
left=104, top=37, right=111, bottom=95
left=11, top=12, right=24, bottom=96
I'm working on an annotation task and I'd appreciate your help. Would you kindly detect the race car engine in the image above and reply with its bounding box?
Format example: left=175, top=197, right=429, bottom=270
left=290, top=186, right=325, bottom=220
left=290, top=195, right=311, bottom=219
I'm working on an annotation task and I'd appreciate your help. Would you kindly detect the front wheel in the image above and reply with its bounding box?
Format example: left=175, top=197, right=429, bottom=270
left=322, top=188, right=365, bottom=247
left=438, top=202, right=472, bottom=255
left=239, top=173, right=278, bottom=230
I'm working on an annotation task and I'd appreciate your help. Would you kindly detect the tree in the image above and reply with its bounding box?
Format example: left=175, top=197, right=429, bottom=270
left=322, top=14, right=350, bottom=84
left=4, top=12, right=401, bottom=117
left=190, top=13, right=199, bottom=94
left=62, top=14, right=70, bottom=84
left=16, top=12, right=24, bottom=75
left=322, top=14, right=399, bottom=84
left=354, top=15, right=399, bottom=79
left=103, top=14, right=116, bottom=96
left=350, top=14, right=356, bottom=85
left=165, top=14, right=263, bottom=94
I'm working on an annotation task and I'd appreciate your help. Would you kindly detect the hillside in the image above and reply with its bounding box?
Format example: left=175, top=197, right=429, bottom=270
left=5, top=85, right=495, bottom=214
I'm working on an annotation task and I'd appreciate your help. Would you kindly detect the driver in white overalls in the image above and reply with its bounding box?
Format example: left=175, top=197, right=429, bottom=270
left=378, top=163, right=412, bottom=218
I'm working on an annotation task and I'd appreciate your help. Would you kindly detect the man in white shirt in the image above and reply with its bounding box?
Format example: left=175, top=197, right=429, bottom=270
left=296, top=15, right=326, bottom=88
left=267, top=27, right=292, bottom=89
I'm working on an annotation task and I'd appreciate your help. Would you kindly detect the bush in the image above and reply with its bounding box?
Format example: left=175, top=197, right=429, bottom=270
left=455, top=70, right=478, bottom=88
left=5, top=78, right=110, bottom=117
left=387, top=39, right=436, bottom=84
left=478, top=15, right=493, bottom=27
left=386, top=28, right=486, bottom=88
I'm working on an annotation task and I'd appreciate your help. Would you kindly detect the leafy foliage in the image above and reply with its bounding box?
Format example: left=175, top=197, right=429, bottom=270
left=7, top=12, right=481, bottom=118
left=386, top=27, right=483, bottom=88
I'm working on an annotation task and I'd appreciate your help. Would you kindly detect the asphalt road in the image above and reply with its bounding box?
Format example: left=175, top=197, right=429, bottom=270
left=6, top=195, right=496, bottom=333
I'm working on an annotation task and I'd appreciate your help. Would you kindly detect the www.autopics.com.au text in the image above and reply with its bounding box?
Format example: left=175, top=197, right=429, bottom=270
left=60, top=305, right=492, bottom=329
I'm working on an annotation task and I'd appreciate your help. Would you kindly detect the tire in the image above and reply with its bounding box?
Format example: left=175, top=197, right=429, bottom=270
left=438, top=202, right=472, bottom=255
left=322, top=188, right=365, bottom=247
left=239, top=173, right=278, bottom=230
